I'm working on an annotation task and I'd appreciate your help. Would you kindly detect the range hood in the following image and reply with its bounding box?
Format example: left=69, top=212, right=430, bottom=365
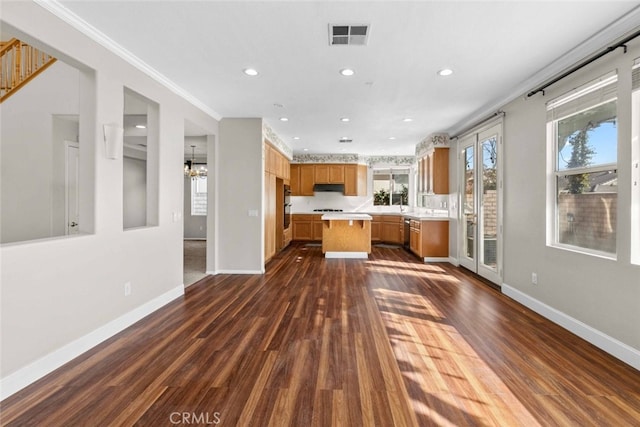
left=313, top=183, right=345, bottom=193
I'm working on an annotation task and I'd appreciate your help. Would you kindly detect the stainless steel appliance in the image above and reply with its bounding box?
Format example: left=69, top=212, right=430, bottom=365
left=284, top=185, right=291, bottom=228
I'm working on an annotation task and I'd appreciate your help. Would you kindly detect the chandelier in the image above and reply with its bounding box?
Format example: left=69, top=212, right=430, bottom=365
left=184, top=145, right=207, bottom=179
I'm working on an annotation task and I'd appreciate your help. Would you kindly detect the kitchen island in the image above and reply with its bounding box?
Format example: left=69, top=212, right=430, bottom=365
left=321, top=213, right=372, bottom=258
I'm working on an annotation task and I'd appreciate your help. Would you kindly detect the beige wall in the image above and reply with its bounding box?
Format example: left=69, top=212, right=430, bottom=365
left=501, top=36, right=640, bottom=352
left=216, top=118, right=264, bottom=273
left=0, top=2, right=218, bottom=394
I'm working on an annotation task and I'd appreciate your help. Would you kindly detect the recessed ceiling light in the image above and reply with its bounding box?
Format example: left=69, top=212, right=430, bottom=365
left=339, top=68, right=355, bottom=76
left=293, top=136, right=300, bottom=140
left=135, top=125, right=146, bottom=129
left=402, top=118, right=413, bottom=122
left=279, top=117, right=289, bottom=122
left=437, top=68, right=454, bottom=76
left=243, top=68, right=259, bottom=76
left=388, top=137, right=396, bottom=140
left=303, top=148, right=309, bottom=151
left=340, top=117, right=350, bottom=122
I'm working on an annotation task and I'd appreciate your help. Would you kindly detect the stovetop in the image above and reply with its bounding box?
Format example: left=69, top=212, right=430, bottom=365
left=313, top=209, right=344, bottom=212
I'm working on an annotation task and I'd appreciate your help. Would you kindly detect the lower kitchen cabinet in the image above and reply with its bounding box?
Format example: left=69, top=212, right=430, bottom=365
left=409, top=219, right=449, bottom=259
left=292, top=214, right=323, bottom=241
left=370, top=215, right=383, bottom=242
left=380, top=215, right=404, bottom=244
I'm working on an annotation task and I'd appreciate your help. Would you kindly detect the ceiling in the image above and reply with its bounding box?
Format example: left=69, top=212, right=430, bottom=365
left=56, top=1, right=640, bottom=156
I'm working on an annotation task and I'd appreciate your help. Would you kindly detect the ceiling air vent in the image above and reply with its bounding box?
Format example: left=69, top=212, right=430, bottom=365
left=339, top=138, right=353, bottom=143
left=329, top=24, right=370, bottom=46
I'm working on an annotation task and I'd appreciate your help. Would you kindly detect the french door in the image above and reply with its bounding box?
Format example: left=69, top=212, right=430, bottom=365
left=459, top=123, right=502, bottom=284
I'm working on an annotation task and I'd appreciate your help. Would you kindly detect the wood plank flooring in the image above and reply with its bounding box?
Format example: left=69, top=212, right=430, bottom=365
left=2, top=243, right=640, bottom=426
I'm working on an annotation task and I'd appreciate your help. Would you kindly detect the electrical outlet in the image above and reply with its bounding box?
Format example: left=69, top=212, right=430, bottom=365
left=531, top=273, right=538, bottom=285
left=124, top=281, right=132, bottom=296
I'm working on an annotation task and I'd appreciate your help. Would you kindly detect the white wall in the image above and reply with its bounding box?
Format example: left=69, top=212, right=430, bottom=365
left=0, top=2, right=218, bottom=397
left=1, top=61, right=79, bottom=243
left=216, top=118, right=263, bottom=273
left=499, top=38, right=640, bottom=358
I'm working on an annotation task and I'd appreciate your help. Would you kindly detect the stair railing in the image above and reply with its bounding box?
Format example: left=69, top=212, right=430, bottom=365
left=1, top=38, right=57, bottom=103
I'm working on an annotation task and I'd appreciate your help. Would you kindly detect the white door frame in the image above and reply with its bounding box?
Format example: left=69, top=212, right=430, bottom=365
left=458, top=121, right=503, bottom=285
left=65, top=141, right=80, bottom=235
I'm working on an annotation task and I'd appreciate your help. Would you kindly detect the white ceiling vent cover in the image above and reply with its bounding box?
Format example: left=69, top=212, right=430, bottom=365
left=329, top=24, right=370, bottom=46
left=339, top=138, right=353, bottom=143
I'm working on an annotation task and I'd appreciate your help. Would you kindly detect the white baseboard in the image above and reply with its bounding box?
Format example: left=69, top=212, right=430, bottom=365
left=423, top=257, right=449, bottom=263
left=325, top=252, right=368, bottom=259
left=214, top=270, right=263, bottom=275
left=502, top=283, right=640, bottom=371
left=0, top=285, right=185, bottom=401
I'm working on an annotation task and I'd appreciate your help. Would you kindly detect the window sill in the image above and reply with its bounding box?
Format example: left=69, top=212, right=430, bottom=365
left=548, top=242, right=617, bottom=261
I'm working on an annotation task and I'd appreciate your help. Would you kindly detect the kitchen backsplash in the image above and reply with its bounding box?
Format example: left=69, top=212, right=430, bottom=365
left=291, top=193, right=452, bottom=215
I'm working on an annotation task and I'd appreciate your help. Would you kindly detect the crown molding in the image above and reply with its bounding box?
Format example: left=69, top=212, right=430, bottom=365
left=33, top=0, right=222, bottom=121
left=448, top=5, right=640, bottom=136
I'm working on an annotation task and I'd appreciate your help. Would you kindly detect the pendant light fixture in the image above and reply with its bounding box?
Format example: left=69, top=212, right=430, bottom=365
left=184, top=145, right=207, bottom=179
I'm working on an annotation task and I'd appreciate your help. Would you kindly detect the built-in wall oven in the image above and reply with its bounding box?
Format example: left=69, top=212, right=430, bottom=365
left=284, top=185, right=291, bottom=229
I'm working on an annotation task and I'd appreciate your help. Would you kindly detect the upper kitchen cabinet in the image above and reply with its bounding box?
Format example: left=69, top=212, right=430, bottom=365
left=432, top=148, right=449, bottom=194
left=344, top=164, right=367, bottom=196
left=290, top=163, right=367, bottom=196
left=264, top=141, right=291, bottom=181
left=417, top=147, right=449, bottom=195
left=315, top=164, right=344, bottom=184
left=290, top=164, right=314, bottom=196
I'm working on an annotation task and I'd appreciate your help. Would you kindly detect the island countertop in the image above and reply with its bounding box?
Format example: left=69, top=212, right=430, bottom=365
left=321, top=213, right=373, bottom=221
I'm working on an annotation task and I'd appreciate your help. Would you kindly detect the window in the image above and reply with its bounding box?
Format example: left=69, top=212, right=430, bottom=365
left=373, top=168, right=409, bottom=206
left=547, top=72, right=617, bottom=256
left=191, top=176, right=207, bottom=216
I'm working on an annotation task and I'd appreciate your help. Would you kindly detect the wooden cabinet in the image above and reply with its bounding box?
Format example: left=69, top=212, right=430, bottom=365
left=315, top=164, right=344, bottom=184
left=417, top=147, right=449, bottom=197
left=409, top=219, right=449, bottom=259
left=290, top=164, right=300, bottom=195
left=290, top=164, right=314, bottom=196
left=370, top=215, right=383, bottom=242
left=432, top=148, right=449, bottom=194
left=264, top=171, right=276, bottom=261
left=300, top=165, right=315, bottom=196
left=312, top=220, right=324, bottom=241
left=283, top=227, right=292, bottom=248
left=264, top=141, right=291, bottom=264
left=381, top=215, right=404, bottom=244
left=344, top=164, right=367, bottom=196
left=292, top=214, right=323, bottom=241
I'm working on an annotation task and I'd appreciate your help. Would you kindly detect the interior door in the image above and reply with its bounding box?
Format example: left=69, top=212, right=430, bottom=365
left=65, top=142, right=80, bottom=235
left=459, top=123, right=502, bottom=284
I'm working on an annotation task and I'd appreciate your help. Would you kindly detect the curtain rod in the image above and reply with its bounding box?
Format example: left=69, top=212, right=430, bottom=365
left=451, top=111, right=505, bottom=140
left=527, top=28, right=640, bottom=98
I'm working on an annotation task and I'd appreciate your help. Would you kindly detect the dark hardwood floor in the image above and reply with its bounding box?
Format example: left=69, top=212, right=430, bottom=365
left=2, top=243, right=639, bottom=426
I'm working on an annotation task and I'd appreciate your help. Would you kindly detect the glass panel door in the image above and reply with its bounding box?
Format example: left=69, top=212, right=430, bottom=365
left=480, top=134, right=498, bottom=272
left=459, top=123, right=502, bottom=284
left=459, top=135, right=477, bottom=272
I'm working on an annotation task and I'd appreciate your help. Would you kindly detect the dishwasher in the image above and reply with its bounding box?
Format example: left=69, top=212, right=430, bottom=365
left=403, top=219, right=411, bottom=250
